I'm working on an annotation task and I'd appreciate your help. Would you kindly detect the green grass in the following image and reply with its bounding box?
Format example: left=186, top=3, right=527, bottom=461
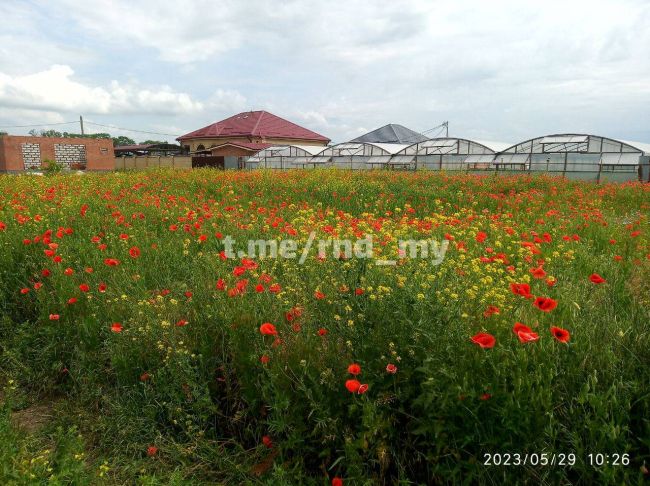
left=0, top=169, right=649, bottom=484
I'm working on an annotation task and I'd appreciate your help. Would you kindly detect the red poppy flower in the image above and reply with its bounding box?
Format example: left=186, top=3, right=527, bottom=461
left=476, top=231, right=487, bottom=243
left=260, top=354, right=270, bottom=364
left=129, top=246, right=141, bottom=258
left=510, top=283, right=532, bottom=298
left=20, top=288, right=29, bottom=294
left=332, top=477, right=343, bottom=486
left=119, top=233, right=129, bottom=240
left=357, top=383, right=369, bottom=394
left=184, top=291, right=193, bottom=298
left=104, top=258, right=120, bottom=266
left=33, top=282, right=42, bottom=290
left=530, top=266, right=546, bottom=279
left=354, top=288, right=364, bottom=295
left=269, top=283, right=281, bottom=293
left=386, top=363, right=397, bottom=374
left=471, top=332, right=496, bottom=349
left=483, top=305, right=500, bottom=317
left=42, top=269, right=51, bottom=277
left=216, top=279, right=226, bottom=291
left=98, top=283, right=107, bottom=292
left=79, top=283, right=90, bottom=292
left=175, top=319, right=189, bottom=327
left=512, top=322, right=539, bottom=343
left=146, top=446, right=158, bottom=457
left=345, top=379, right=361, bottom=393
left=255, top=284, right=264, bottom=293
left=259, top=322, right=277, bottom=335
left=49, top=314, right=60, bottom=320
left=347, top=363, right=361, bottom=375
left=64, top=268, right=74, bottom=276
left=262, top=435, right=273, bottom=448
left=140, top=372, right=150, bottom=381
left=512, top=322, right=531, bottom=334
left=589, top=273, right=606, bottom=284
left=533, top=297, right=558, bottom=312
left=67, top=297, right=77, bottom=305
left=111, top=323, right=123, bottom=333
left=550, top=326, right=570, bottom=343
left=317, top=328, right=328, bottom=336
left=480, top=393, right=492, bottom=401
left=314, top=290, right=325, bottom=300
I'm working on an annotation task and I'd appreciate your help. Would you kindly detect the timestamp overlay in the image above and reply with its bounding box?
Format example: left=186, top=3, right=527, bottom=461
left=482, top=453, right=631, bottom=467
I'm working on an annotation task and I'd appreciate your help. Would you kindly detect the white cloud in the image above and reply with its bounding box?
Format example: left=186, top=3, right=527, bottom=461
left=0, top=65, right=206, bottom=116
left=1, top=0, right=649, bottom=142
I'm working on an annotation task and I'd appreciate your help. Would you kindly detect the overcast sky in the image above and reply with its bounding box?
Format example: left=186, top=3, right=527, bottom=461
left=1, top=0, right=649, bottom=145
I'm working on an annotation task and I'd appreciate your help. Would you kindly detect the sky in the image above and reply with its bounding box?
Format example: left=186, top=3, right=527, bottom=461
left=1, top=0, right=649, bottom=145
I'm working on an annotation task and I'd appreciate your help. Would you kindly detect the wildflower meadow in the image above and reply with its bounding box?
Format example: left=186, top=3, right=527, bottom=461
left=0, top=169, right=649, bottom=485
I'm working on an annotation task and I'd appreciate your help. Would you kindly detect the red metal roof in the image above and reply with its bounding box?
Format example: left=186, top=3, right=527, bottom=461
left=177, top=111, right=330, bottom=143
left=209, top=141, right=272, bottom=152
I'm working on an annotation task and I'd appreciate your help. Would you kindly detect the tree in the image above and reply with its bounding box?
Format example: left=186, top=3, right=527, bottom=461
left=62, top=132, right=111, bottom=139
left=140, top=140, right=167, bottom=145
left=29, top=129, right=63, bottom=137
left=112, top=136, right=136, bottom=146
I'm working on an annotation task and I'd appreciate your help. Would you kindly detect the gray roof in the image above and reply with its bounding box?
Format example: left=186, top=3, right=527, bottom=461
left=351, top=124, right=429, bottom=144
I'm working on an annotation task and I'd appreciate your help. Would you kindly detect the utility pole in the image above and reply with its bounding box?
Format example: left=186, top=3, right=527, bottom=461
left=79, top=116, right=84, bottom=135
left=443, top=121, right=449, bottom=137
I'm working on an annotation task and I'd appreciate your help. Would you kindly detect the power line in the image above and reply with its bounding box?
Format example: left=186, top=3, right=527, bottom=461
left=0, top=121, right=78, bottom=128
left=84, top=121, right=180, bottom=137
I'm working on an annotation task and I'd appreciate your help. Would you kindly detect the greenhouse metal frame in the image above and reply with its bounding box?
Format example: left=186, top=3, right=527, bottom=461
left=493, top=134, right=649, bottom=182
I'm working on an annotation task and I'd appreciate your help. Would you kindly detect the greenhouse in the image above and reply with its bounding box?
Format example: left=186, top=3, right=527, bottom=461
left=391, top=138, right=506, bottom=170
left=312, top=142, right=410, bottom=170
left=246, top=145, right=326, bottom=169
left=493, top=134, right=650, bottom=182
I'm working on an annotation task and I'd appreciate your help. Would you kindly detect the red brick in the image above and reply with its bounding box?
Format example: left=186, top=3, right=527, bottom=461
left=0, top=135, right=114, bottom=172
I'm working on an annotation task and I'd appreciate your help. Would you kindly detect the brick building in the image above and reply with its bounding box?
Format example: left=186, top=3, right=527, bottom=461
left=177, top=110, right=330, bottom=168
left=0, top=135, right=115, bottom=172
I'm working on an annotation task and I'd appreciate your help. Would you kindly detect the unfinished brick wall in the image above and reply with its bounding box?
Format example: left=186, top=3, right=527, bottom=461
left=54, top=143, right=87, bottom=167
left=0, top=135, right=114, bottom=172
left=21, top=143, right=42, bottom=169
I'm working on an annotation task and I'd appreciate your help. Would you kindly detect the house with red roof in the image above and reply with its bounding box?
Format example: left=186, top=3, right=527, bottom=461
left=177, top=110, right=330, bottom=168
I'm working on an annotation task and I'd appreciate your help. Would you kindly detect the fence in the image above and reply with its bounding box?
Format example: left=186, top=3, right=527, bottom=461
left=114, top=156, right=192, bottom=170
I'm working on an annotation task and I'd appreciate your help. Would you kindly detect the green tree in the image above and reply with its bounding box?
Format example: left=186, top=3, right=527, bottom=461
left=61, top=132, right=111, bottom=139
left=140, top=139, right=167, bottom=145
left=112, top=136, right=136, bottom=146
left=29, top=129, right=63, bottom=137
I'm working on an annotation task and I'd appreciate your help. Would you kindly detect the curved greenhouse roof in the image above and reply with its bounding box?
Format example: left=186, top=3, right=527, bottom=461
left=392, top=137, right=502, bottom=169
left=313, top=142, right=411, bottom=169
left=498, top=134, right=647, bottom=155
left=492, top=134, right=649, bottom=181
left=246, top=144, right=326, bottom=169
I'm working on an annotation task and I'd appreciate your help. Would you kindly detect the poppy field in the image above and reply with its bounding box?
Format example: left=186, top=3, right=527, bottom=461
left=1, top=169, right=649, bottom=485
